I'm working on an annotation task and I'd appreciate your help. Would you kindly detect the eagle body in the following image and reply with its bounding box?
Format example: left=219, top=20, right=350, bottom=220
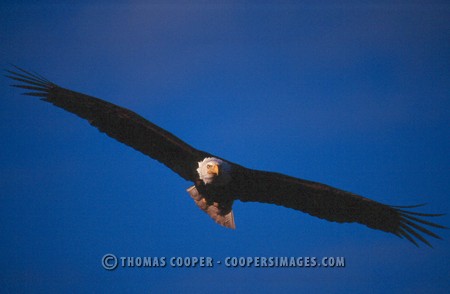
left=6, top=66, right=446, bottom=247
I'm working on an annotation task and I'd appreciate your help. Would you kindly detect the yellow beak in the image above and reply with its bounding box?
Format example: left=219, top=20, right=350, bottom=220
left=208, top=164, right=219, bottom=176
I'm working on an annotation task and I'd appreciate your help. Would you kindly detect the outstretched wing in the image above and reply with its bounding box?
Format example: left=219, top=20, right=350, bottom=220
left=233, top=167, right=446, bottom=247
left=6, top=66, right=211, bottom=181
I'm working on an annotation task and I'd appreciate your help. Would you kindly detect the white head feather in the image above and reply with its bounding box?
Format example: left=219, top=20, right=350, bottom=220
left=197, top=157, right=231, bottom=185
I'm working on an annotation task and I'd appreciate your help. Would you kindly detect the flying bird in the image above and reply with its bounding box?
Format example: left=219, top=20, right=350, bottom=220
left=6, top=66, right=446, bottom=247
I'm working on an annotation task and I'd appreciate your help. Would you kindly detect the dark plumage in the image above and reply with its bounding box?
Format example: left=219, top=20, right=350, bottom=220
left=6, top=66, right=446, bottom=247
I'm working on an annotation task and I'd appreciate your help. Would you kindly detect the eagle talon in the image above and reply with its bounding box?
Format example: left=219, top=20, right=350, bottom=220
left=186, top=185, right=236, bottom=229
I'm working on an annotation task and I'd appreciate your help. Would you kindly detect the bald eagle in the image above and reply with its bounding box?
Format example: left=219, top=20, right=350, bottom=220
left=6, top=66, right=446, bottom=247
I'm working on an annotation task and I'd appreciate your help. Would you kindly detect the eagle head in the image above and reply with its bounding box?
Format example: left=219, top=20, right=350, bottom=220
left=197, top=157, right=231, bottom=185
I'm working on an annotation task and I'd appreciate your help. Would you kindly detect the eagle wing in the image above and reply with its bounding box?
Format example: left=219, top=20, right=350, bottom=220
left=7, top=66, right=445, bottom=246
left=233, top=167, right=446, bottom=247
left=6, top=67, right=210, bottom=181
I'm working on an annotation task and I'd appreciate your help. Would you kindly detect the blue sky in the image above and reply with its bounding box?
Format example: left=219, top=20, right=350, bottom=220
left=1, top=1, right=449, bottom=293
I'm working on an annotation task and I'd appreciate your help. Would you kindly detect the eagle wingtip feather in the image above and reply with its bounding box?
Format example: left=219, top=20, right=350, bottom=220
left=391, top=204, right=446, bottom=248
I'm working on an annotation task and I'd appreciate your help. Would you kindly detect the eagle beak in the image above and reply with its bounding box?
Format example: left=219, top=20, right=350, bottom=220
left=208, top=164, right=220, bottom=176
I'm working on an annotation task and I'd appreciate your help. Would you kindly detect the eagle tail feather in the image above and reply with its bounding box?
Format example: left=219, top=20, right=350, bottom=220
left=187, top=186, right=236, bottom=229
